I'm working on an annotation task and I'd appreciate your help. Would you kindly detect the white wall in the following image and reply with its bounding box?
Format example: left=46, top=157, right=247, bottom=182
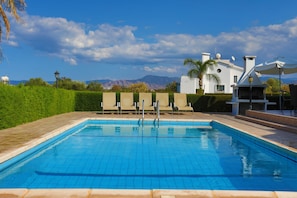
left=204, top=64, right=243, bottom=94
left=180, top=76, right=198, bottom=94
left=180, top=52, right=244, bottom=94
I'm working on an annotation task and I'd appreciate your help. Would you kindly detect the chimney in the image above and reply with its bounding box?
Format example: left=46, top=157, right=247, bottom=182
left=243, top=56, right=256, bottom=73
left=202, top=52, right=210, bottom=63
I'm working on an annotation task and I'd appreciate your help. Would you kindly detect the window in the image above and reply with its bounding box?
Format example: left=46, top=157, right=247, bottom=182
left=234, top=75, right=238, bottom=83
left=216, top=85, right=225, bottom=92
left=217, top=68, right=222, bottom=73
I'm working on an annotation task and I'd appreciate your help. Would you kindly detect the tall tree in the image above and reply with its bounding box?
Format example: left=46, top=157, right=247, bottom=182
left=128, top=82, right=149, bottom=93
left=0, top=0, right=26, bottom=41
left=25, top=77, right=50, bottom=86
left=87, top=81, right=103, bottom=91
left=184, top=58, right=220, bottom=91
left=165, top=81, right=177, bottom=92
left=57, top=77, right=86, bottom=90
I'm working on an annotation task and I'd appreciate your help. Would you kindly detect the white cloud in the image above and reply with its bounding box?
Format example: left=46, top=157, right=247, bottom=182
left=7, top=14, right=297, bottom=68
left=64, top=57, right=77, bottom=65
left=144, top=65, right=178, bottom=73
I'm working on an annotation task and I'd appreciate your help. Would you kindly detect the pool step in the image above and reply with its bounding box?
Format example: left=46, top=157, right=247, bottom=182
left=236, top=110, right=297, bottom=134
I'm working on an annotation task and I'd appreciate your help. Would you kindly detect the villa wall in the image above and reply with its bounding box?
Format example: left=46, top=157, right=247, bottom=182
left=180, top=52, right=244, bottom=94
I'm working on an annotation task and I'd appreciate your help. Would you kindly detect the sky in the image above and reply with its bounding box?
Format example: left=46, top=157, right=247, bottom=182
left=1, top=0, right=297, bottom=82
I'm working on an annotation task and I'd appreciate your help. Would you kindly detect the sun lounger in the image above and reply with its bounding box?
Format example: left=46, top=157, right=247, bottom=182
left=173, top=93, right=193, bottom=112
left=138, top=92, right=154, bottom=113
left=119, top=92, right=136, bottom=114
left=101, top=92, right=119, bottom=114
left=155, top=93, right=172, bottom=112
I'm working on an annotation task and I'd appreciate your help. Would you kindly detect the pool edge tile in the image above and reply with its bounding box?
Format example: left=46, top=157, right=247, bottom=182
left=153, top=189, right=213, bottom=197
left=212, top=190, right=276, bottom=198
left=90, top=189, right=152, bottom=198
left=1, top=189, right=297, bottom=198
left=24, top=189, right=89, bottom=198
left=0, top=189, right=28, bottom=197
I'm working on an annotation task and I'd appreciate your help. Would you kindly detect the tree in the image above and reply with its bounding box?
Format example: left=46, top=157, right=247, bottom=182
left=265, top=78, right=290, bottom=95
left=57, top=77, right=86, bottom=90
left=165, top=81, right=177, bottom=92
left=0, top=0, right=26, bottom=41
left=25, top=78, right=49, bottom=86
left=87, top=81, right=103, bottom=91
left=110, top=84, right=123, bottom=92
left=184, top=58, right=220, bottom=92
left=128, top=82, right=149, bottom=93
left=265, top=78, right=279, bottom=95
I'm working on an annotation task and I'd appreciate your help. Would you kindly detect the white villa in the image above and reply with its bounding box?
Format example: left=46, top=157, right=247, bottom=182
left=179, top=53, right=244, bottom=94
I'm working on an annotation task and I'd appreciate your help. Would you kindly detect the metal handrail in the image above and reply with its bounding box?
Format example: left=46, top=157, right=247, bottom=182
left=142, top=99, right=144, bottom=124
left=156, top=100, right=160, bottom=123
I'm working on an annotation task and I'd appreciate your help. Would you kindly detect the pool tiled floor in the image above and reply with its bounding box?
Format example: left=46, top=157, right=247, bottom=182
left=1, top=111, right=297, bottom=197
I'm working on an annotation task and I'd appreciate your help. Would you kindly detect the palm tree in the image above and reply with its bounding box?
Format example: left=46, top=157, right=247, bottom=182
left=0, top=0, right=26, bottom=41
left=184, top=58, right=220, bottom=93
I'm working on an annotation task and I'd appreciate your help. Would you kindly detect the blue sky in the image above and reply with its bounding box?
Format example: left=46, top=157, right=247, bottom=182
left=2, top=0, right=297, bottom=81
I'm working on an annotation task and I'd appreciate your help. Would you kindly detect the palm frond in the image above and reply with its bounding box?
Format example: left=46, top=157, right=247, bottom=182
left=184, top=57, right=220, bottom=90
left=206, top=73, right=221, bottom=84
left=187, top=68, right=199, bottom=78
left=0, top=5, right=10, bottom=39
left=0, top=0, right=26, bottom=40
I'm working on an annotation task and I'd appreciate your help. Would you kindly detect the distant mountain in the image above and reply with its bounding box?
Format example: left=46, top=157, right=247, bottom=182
left=8, top=75, right=180, bottom=89
left=9, top=80, right=56, bottom=85
left=89, top=75, right=180, bottom=90
left=9, top=80, right=27, bottom=85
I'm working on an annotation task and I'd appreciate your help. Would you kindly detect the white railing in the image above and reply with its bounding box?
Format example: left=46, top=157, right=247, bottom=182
left=156, top=100, right=160, bottom=124
left=141, top=99, right=144, bottom=124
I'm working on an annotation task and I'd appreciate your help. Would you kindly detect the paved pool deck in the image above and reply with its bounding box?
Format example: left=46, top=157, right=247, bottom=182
left=0, top=111, right=297, bottom=197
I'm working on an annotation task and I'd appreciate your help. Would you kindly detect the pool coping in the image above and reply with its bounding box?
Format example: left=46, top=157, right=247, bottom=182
left=0, top=189, right=297, bottom=198
left=1, top=117, right=297, bottom=197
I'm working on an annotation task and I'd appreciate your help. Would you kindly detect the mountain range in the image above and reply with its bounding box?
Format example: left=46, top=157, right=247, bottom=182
left=9, top=75, right=180, bottom=90
left=88, top=75, right=180, bottom=89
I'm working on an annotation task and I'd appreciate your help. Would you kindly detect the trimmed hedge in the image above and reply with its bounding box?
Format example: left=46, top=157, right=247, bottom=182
left=74, top=92, right=232, bottom=113
left=266, top=95, right=292, bottom=110
left=0, top=87, right=235, bottom=129
left=75, top=91, right=102, bottom=111
left=0, top=85, right=75, bottom=129
left=187, top=94, right=232, bottom=112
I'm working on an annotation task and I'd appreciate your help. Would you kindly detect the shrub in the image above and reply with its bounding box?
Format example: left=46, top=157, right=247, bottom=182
left=187, top=94, right=232, bottom=112
left=75, top=91, right=102, bottom=111
left=0, top=85, right=75, bottom=129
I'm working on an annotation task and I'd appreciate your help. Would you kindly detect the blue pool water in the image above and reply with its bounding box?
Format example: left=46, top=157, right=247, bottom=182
left=1, top=119, right=297, bottom=190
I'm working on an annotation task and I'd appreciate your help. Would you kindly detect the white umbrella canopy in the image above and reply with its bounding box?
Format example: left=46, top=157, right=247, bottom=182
left=281, top=63, right=297, bottom=74
left=255, top=61, right=297, bottom=75
left=254, top=60, right=297, bottom=110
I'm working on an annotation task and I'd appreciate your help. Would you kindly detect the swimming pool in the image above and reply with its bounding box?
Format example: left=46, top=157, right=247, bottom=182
left=0, top=119, right=297, bottom=190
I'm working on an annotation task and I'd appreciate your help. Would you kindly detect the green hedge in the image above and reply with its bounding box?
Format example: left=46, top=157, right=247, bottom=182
left=0, top=87, right=234, bottom=129
left=74, top=92, right=232, bottom=113
left=75, top=91, right=102, bottom=111
left=0, top=85, right=75, bottom=129
left=74, top=93, right=290, bottom=112
left=266, top=95, right=292, bottom=110
left=187, top=94, right=232, bottom=112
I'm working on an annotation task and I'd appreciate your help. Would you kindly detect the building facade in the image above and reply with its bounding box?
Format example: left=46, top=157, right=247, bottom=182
left=179, top=53, right=244, bottom=94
